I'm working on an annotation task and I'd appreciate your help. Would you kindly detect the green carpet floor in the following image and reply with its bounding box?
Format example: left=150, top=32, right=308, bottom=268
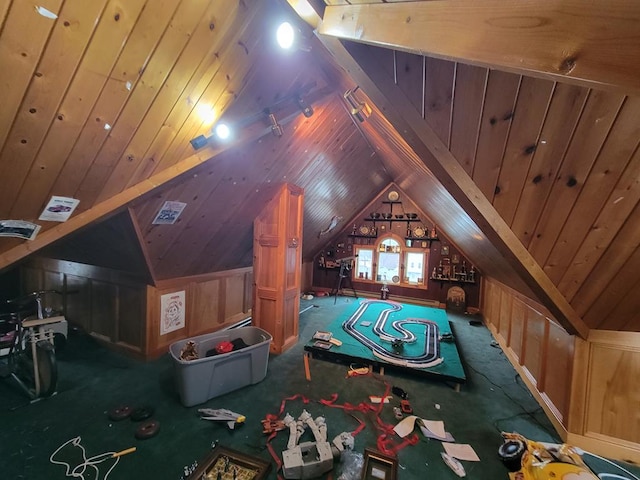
left=1, top=296, right=638, bottom=480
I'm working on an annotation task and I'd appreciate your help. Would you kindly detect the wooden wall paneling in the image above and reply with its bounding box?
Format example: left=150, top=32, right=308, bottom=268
left=449, top=64, right=487, bottom=176
left=586, top=342, right=640, bottom=444
left=145, top=285, right=159, bottom=354
left=482, top=279, right=493, bottom=324
left=158, top=155, right=275, bottom=278
left=423, top=57, right=455, bottom=147
left=509, top=297, right=527, bottom=363
left=568, top=336, right=590, bottom=435
left=178, top=146, right=292, bottom=272
left=598, top=268, right=640, bottom=332
left=117, top=284, right=144, bottom=351
left=493, top=77, right=555, bottom=224
left=90, top=279, right=117, bottom=341
left=145, top=268, right=251, bottom=356
left=0, top=0, right=63, bottom=157
left=74, top=0, right=211, bottom=209
left=0, top=0, right=10, bottom=29
left=471, top=70, right=520, bottom=200
left=522, top=306, right=547, bottom=386
left=542, top=321, right=575, bottom=423
left=146, top=2, right=265, bottom=176
left=128, top=208, right=157, bottom=284
left=137, top=161, right=235, bottom=275
left=97, top=0, right=247, bottom=200
left=561, top=142, right=640, bottom=304
left=393, top=51, right=424, bottom=118
left=225, top=274, right=248, bottom=322
left=174, top=100, right=330, bottom=271
left=191, top=279, right=221, bottom=334
left=47, top=0, right=174, bottom=203
left=510, top=83, right=589, bottom=247
left=545, top=97, right=640, bottom=285
left=578, top=204, right=640, bottom=328
left=529, top=90, right=625, bottom=265
left=482, top=279, right=570, bottom=437
left=64, top=274, right=92, bottom=332
left=497, top=284, right=512, bottom=341
left=129, top=0, right=261, bottom=183
left=0, top=0, right=108, bottom=217
left=20, top=266, right=43, bottom=294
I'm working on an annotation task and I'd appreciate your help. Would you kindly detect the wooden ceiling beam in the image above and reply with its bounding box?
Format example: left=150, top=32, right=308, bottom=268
left=317, top=35, right=589, bottom=339
left=319, top=0, right=640, bottom=95
left=0, top=86, right=334, bottom=274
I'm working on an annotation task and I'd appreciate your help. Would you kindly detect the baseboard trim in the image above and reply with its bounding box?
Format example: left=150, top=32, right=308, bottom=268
left=567, top=432, right=640, bottom=466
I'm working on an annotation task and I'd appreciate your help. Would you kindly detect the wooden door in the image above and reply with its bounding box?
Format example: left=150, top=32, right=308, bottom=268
left=253, top=184, right=303, bottom=354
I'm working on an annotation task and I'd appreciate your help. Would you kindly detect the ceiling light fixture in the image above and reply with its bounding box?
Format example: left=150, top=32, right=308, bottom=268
left=276, top=22, right=295, bottom=50
left=267, top=111, right=283, bottom=137
left=344, top=87, right=372, bottom=122
left=214, top=123, right=231, bottom=140
left=276, top=20, right=311, bottom=52
left=296, top=95, right=314, bottom=118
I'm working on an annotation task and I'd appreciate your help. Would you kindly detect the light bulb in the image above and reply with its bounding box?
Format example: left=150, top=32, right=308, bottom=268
left=276, top=22, right=295, bottom=50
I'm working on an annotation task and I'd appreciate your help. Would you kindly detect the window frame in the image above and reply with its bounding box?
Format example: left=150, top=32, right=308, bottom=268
left=353, top=233, right=429, bottom=290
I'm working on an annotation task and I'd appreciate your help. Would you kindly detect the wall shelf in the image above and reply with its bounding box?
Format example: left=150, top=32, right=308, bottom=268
left=430, top=276, right=477, bottom=285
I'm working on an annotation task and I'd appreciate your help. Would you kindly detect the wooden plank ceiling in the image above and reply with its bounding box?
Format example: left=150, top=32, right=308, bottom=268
left=0, top=0, right=639, bottom=334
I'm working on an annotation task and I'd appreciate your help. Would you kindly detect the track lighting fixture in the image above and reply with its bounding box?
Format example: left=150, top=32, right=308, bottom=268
left=189, top=87, right=317, bottom=149
left=344, top=87, right=372, bottom=122
left=267, top=111, right=283, bottom=137
left=296, top=95, right=314, bottom=118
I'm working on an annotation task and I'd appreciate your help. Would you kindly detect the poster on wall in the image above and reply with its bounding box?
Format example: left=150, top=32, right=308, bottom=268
left=152, top=201, right=187, bottom=225
left=39, top=196, right=80, bottom=222
left=0, top=220, right=41, bottom=240
left=160, top=291, right=185, bottom=335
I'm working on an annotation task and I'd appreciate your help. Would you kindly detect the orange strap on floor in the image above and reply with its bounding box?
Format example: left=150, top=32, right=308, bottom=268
left=264, top=379, right=418, bottom=477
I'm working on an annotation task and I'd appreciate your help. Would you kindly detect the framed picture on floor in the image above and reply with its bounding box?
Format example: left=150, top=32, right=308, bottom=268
left=187, top=445, right=271, bottom=480
left=361, top=448, right=398, bottom=480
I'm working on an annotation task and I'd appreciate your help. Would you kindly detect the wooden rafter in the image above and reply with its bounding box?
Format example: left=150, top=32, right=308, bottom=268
left=316, top=35, right=589, bottom=339
left=319, top=0, right=640, bottom=96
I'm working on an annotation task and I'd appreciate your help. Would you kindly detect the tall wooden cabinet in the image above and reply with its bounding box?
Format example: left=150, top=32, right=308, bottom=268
left=253, top=184, right=304, bottom=354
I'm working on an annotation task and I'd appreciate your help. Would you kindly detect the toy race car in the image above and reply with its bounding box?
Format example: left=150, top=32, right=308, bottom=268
left=498, top=432, right=599, bottom=480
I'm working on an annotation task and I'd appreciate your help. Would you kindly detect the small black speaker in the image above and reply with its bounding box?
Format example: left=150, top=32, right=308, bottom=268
left=190, top=135, right=208, bottom=150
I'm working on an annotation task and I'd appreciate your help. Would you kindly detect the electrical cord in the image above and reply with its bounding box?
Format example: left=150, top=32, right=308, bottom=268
left=50, top=436, right=134, bottom=480
left=465, top=363, right=558, bottom=439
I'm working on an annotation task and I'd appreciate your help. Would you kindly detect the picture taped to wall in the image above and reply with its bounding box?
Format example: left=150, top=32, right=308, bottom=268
left=441, top=246, right=449, bottom=256
left=0, top=220, right=41, bottom=241
left=160, top=291, right=185, bottom=335
left=153, top=200, right=187, bottom=225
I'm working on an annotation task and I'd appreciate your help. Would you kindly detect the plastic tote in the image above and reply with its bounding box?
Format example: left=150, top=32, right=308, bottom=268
left=169, top=326, right=272, bottom=407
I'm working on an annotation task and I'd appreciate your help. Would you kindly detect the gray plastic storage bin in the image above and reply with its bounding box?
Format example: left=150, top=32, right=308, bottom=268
left=169, top=326, right=272, bottom=407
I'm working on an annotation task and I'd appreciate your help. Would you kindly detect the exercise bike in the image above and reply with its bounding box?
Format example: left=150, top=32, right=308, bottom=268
left=0, top=290, right=68, bottom=400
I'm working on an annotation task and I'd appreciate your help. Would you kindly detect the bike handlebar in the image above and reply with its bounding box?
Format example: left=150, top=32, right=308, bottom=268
left=6, top=290, right=63, bottom=305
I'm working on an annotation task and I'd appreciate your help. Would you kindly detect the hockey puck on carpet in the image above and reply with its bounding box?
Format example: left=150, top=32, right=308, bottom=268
left=130, top=406, right=154, bottom=422
left=108, top=405, right=133, bottom=421
left=135, top=419, right=160, bottom=439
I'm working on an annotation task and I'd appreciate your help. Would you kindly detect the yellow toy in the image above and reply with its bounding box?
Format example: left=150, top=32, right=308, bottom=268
left=498, top=432, right=599, bottom=480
